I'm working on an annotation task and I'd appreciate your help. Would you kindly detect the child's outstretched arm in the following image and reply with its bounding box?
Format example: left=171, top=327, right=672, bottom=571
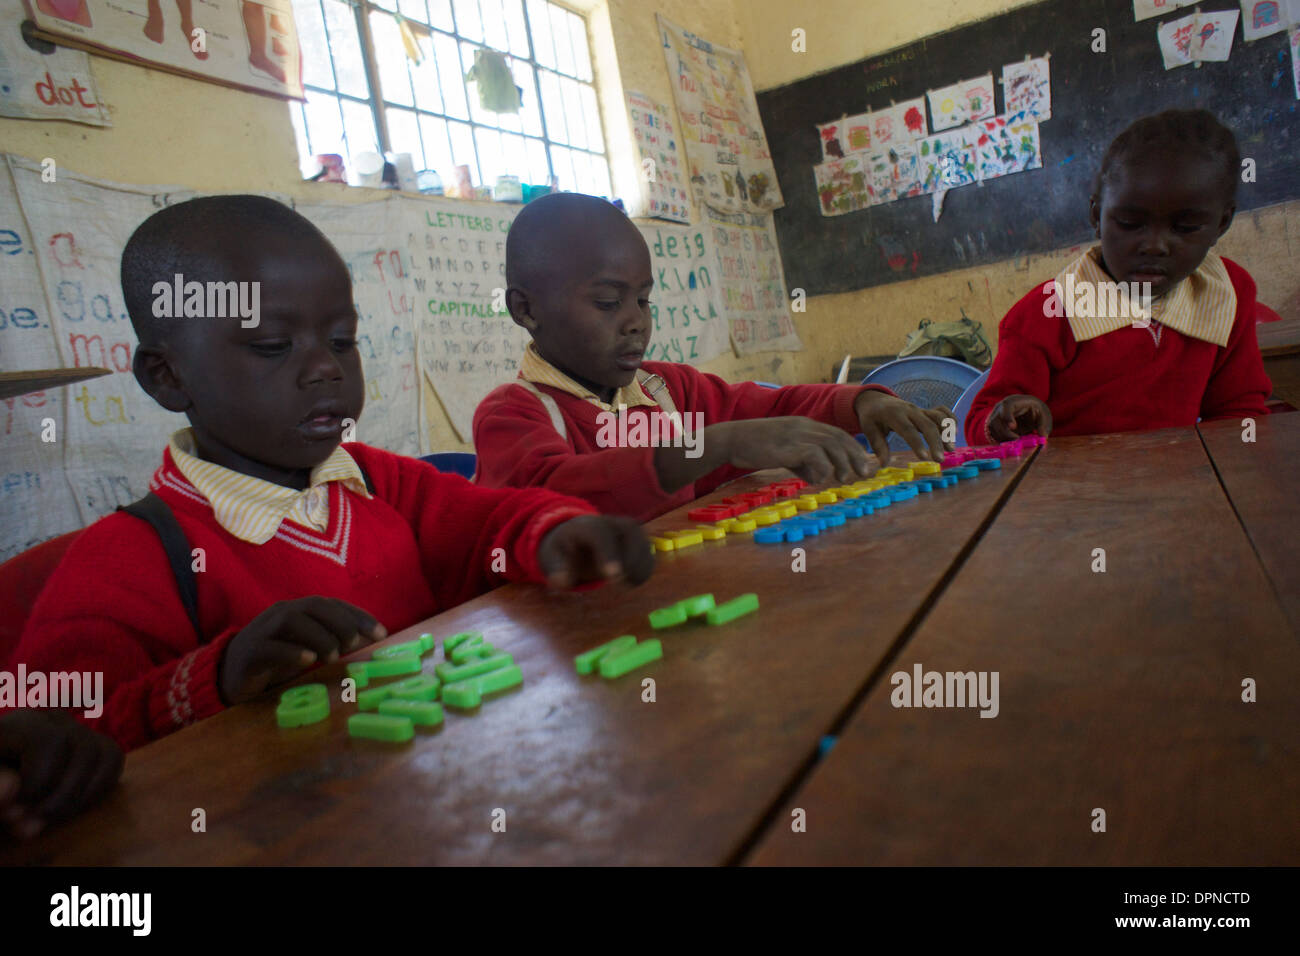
left=966, top=290, right=1057, bottom=444
left=0, top=710, right=124, bottom=840
left=473, top=384, right=676, bottom=516
left=351, top=445, right=651, bottom=606
left=669, top=366, right=951, bottom=467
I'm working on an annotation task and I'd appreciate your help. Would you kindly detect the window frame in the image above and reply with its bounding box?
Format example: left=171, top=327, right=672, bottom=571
left=291, top=0, right=611, bottom=195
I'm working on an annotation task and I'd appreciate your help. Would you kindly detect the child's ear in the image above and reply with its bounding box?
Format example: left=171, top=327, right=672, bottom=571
left=1088, top=195, right=1102, bottom=236
left=133, top=345, right=192, bottom=413
left=1216, top=202, right=1236, bottom=240
left=505, top=287, right=538, bottom=333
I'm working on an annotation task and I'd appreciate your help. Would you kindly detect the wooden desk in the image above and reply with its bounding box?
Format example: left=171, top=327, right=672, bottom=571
left=3, top=456, right=1033, bottom=866
left=1199, top=413, right=1300, bottom=632
left=1263, top=352, right=1300, bottom=408
left=1256, top=315, right=1300, bottom=357
left=747, top=427, right=1299, bottom=865
left=0, top=367, right=111, bottom=401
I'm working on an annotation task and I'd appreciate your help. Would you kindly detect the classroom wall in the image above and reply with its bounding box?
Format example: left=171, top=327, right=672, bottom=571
left=0, top=0, right=821, bottom=457
left=734, top=0, right=1300, bottom=363
left=4, top=0, right=1296, bottom=457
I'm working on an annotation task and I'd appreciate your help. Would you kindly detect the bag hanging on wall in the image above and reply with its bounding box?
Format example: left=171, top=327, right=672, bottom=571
left=897, top=313, right=992, bottom=369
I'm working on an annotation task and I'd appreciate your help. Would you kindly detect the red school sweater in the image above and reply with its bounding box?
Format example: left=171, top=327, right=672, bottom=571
left=472, top=360, right=887, bottom=521
left=965, top=257, right=1272, bottom=444
left=10, top=443, right=595, bottom=750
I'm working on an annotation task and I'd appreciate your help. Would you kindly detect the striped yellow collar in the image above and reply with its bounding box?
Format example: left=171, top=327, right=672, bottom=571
left=519, top=342, right=660, bottom=412
left=1055, top=247, right=1235, bottom=347
left=168, top=428, right=371, bottom=544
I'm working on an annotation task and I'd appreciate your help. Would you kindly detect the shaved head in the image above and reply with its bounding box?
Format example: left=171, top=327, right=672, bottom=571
left=121, top=195, right=338, bottom=349
left=506, top=192, right=645, bottom=290
left=502, top=192, right=654, bottom=401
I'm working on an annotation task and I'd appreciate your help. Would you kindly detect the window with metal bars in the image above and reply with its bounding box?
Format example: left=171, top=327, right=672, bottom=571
left=288, top=0, right=611, bottom=198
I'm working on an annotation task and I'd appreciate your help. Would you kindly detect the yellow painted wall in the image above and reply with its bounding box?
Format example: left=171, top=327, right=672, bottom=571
left=734, top=0, right=1300, bottom=365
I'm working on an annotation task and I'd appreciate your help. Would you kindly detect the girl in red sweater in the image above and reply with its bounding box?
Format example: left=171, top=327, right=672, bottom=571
left=12, top=197, right=653, bottom=751
left=474, top=193, right=954, bottom=521
left=966, top=110, right=1272, bottom=444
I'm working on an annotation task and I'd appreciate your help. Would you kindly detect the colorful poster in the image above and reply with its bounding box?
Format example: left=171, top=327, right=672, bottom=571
left=1001, top=57, right=1051, bottom=121
left=814, top=141, right=927, bottom=217
left=658, top=14, right=783, bottom=214
left=927, top=73, right=995, bottom=131
left=866, top=98, right=928, bottom=149
left=24, top=0, right=304, bottom=100
left=627, top=90, right=691, bottom=223
left=1134, top=0, right=1196, bottom=22
left=1158, top=10, right=1239, bottom=69
left=973, top=111, right=1042, bottom=181
left=0, top=16, right=109, bottom=124
left=1239, top=0, right=1290, bottom=41
left=816, top=98, right=927, bottom=161
left=917, top=128, right=978, bottom=192
left=871, top=143, right=924, bottom=203
left=813, top=151, right=873, bottom=216
left=704, top=208, right=801, bottom=354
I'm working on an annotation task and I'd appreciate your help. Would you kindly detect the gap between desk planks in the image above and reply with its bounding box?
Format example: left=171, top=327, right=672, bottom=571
left=748, top=426, right=1299, bottom=866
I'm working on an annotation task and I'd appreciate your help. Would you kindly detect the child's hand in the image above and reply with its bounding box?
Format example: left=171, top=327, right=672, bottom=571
left=220, top=598, right=387, bottom=705
left=854, top=390, right=954, bottom=466
left=0, top=710, right=124, bottom=840
left=537, top=515, right=654, bottom=589
left=713, top=417, right=874, bottom=485
left=987, top=394, right=1053, bottom=441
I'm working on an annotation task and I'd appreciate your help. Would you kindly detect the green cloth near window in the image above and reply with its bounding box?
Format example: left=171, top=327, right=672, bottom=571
left=465, top=48, right=522, bottom=114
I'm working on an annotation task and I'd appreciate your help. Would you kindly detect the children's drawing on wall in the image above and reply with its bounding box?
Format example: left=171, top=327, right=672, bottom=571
left=974, top=112, right=1043, bottom=180
left=1134, top=0, right=1195, bottom=21
left=870, top=97, right=929, bottom=147
left=876, top=143, right=923, bottom=201
left=813, top=152, right=872, bottom=215
left=1158, top=10, right=1240, bottom=69
left=1239, top=0, right=1290, bottom=42
left=815, top=98, right=927, bottom=163
left=818, top=122, right=848, bottom=159
left=918, top=128, right=977, bottom=191
left=927, top=74, right=994, bottom=131
left=1001, top=57, right=1051, bottom=121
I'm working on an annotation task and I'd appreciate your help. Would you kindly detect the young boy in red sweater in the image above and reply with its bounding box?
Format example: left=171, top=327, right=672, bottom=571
left=473, top=192, right=952, bottom=520
left=12, top=196, right=652, bottom=751
left=966, top=110, right=1271, bottom=444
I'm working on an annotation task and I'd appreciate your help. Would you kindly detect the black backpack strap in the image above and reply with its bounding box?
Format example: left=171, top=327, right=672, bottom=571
left=355, top=460, right=374, bottom=495
left=118, top=493, right=203, bottom=641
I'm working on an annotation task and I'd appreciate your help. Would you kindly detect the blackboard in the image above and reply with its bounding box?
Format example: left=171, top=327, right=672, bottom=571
left=755, top=0, right=1300, bottom=294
